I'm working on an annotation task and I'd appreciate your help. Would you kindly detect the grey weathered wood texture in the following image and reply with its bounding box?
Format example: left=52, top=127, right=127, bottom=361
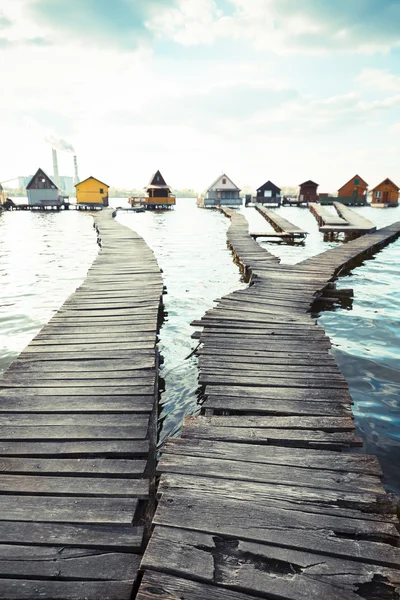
left=139, top=208, right=400, bottom=600
left=0, top=209, right=163, bottom=598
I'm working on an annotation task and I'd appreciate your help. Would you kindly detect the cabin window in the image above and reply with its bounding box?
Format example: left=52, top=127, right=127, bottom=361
left=222, top=178, right=226, bottom=184
left=264, top=190, right=272, bottom=197
left=157, top=176, right=160, bottom=181
left=375, top=191, right=382, bottom=198
left=99, top=188, right=104, bottom=194
left=354, top=178, right=360, bottom=185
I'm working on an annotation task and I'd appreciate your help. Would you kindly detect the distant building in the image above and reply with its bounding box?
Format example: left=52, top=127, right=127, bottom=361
left=145, top=170, right=175, bottom=209
left=202, top=173, right=242, bottom=207
left=298, top=180, right=319, bottom=203
left=18, top=175, right=33, bottom=189
left=26, top=168, right=61, bottom=206
left=371, top=178, right=399, bottom=207
left=58, top=176, right=74, bottom=194
left=75, top=176, right=109, bottom=207
left=338, top=175, right=368, bottom=202
left=256, top=180, right=281, bottom=205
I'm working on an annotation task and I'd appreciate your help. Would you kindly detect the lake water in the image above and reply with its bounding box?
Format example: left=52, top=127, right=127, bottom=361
left=1, top=199, right=399, bottom=492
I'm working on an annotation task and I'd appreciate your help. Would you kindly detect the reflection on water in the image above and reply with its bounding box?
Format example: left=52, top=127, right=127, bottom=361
left=1, top=200, right=399, bottom=492
left=0, top=210, right=98, bottom=375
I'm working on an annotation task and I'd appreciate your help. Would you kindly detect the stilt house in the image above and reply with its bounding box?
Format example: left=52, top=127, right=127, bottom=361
left=26, top=168, right=60, bottom=207
left=371, top=178, right=399, bottom=207
left=256, top=180, right=281, bottom=206
left=202, top=173, right=242, bottom=207
left=75, top=177, right=109, bottom=207
left=298, top=180, right=319, bottom=203
left=145, top=170, right=175, bottom=209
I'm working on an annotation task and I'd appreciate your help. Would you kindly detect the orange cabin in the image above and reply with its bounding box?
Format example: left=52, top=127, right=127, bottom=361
left=338, top=175, right=368, bottom=200
left=371, top=178, right=399, bottom=206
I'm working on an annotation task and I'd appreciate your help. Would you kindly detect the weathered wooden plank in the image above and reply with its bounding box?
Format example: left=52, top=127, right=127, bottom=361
left=0, top=495, right=138, bottom=524
left=0, top=386, right=154, bottom=396
left=183, top=415, right=354, bottom=431
left=138, top=571, right=261, bottom=600
left=0, top=474, right=149, bottom=497
left=142, top=526, right=400, bottom=600
left=0, top=457, right=146, bottom=475
left=0, top=580, right=134, bottom=599
left=159, top=472, right=393, bottom=517
left=7, top=358, right=155, bottom=372
left=202, top=385, right=352, bottom=402
left=1, top=378, right=154, bottom=388
left=154, top=492, right=400, bottom=565
left=0, top=546, right=139, bottom=581
left=158, top=453, right=383, bottom=494
left=203, top=396, right=351, bottom=416
left=161, top=438, right=382, bottom=476
left=0, top=521, right=143, bottom=550
left=0, top=440, right=150, bottom=457
left=0, top=395, right=154, bottom=413
left=0, top=424, right=149, bottom=440
left=182, top=422, right=361, bottom=449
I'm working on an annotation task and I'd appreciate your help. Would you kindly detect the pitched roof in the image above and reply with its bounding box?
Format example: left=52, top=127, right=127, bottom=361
left=372, top=177, right=400, bottom=191
left=26, top=168, right=58, bottom=190
left=206, top=173, right=240, bottom=192
left=148, top=170, right=169, bottom=188
left=257, top=180, right=281, bottom=193
left=338, top=174, right=368, bottom=192
left=75, top=176, right=109, bottom=189
left=299, top=180, right=319, bottom=186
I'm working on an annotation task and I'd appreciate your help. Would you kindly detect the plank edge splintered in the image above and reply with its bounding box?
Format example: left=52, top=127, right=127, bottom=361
left=0, top=208, right=163, bottom=596
left=137, top=209, right=400, bottom=600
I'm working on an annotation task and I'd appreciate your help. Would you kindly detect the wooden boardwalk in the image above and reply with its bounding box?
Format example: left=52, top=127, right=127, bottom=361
left=139, top=211, right=400, bottom=600
left=254, top=203, right=307, bottom=240
left=310, top=201, right=376, bottom=238
left=0, top=210, right=163, bottom=599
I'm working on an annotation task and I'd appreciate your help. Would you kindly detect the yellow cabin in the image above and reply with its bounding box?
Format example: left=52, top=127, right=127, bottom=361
left=75, top=176, right=109, bottom=207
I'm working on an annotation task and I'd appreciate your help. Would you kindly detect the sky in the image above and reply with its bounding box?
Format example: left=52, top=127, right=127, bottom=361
left=1, top=0, right=400, bottom=193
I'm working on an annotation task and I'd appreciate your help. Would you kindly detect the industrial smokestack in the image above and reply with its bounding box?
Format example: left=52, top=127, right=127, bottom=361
left=52, top=148, right=60, bottom=188
left=73, top=155, right=80, bottom=185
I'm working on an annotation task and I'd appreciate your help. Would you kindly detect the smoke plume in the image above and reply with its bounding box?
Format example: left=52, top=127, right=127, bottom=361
left=45, top=134, right=75, bottom=154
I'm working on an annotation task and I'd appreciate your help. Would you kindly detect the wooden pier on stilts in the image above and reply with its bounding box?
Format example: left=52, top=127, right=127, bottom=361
left=138, top=209, right=400, bottom=600
left=310, top=201, right=376, bottom=240
left=253, top=203, right=308, bottom=241
left=0, top=209, right=163, bottom=599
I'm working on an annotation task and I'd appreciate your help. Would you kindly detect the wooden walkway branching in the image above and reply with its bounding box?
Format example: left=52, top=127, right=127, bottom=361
left=139, top=209, right=400, bottom=600
left=0, top=210, right=163, bottom=599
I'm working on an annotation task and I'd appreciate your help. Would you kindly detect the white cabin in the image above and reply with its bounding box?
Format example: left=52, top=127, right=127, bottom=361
left=203, top=173, right=242, bottom=207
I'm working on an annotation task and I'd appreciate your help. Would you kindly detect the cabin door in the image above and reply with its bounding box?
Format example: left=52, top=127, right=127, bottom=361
left=383, top=191, right=389, bottom=203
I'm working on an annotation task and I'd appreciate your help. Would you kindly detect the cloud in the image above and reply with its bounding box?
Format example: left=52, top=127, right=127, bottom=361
left=356, top=68, right=400, bottom=92
left=0, top=13, right=12, bottom=28
left=29, top=0, right=175, bottom=49
left=154, top=0, right=400, bottom=54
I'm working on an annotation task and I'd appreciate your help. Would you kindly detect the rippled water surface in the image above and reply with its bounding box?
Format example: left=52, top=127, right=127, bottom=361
left=1, top=199, right=399, bottom=491
left=0, top=209, right=98, bottom=374
left=115, top=199, right=245, bottom=443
